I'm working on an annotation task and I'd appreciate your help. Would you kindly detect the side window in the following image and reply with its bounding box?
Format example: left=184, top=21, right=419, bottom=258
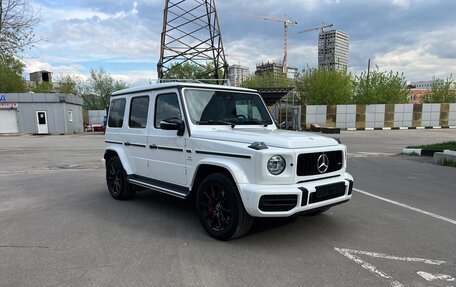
left=154, top=93, right=182, bottom=128
left=108, top=98, right=126, bottom=128
left=129, top=96, right=149, bottom=128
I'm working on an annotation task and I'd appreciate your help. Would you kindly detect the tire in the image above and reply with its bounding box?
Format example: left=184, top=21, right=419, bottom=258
left=301, top=207, right=330, bottom=216
left=106, top=156, right=136, bottom=200
left=196, top=173, right=253, bottom=240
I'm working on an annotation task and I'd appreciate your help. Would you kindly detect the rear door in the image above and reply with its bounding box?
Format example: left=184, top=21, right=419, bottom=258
left=124, top=95, right=150, bottom=177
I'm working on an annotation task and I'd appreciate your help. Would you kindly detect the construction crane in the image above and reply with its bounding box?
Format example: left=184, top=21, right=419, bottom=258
left=247, top=14, right=298, bottom=73
left=297, top=22, right=333, bottom=34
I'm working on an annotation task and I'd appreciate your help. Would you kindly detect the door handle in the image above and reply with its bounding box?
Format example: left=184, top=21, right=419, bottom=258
left=124, top=142, right=131, bottom=146
left=149, top=144, right=157, bottom=149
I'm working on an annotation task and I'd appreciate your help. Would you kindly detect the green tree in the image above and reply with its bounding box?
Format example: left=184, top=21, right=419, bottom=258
left=58, top=75, right=80, bottom=95
left=0, top=54, right=26, bottom=92
left=163, top=62, right=224, bottom=84
left=0, top=0, right=40, bottom=59
left=354, top=69, right=409, bottom=104
left=85, top=67, right=129, bottom=109
left=163, top=62, right=205, bottom=79
left=33, top=81, right=54, bottom=93
left=241, top=72, right=290, bottom=89
left=56, top=68, right=129, bottom=110
left=421, top=76, right=456, bottom=103
left=295, top=69, right=354, bottom=105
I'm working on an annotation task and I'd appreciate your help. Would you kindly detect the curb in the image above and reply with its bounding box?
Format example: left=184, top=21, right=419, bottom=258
left=433, top=151, right=456, bottom=166
left=346, top=126, right=455, bottom=131
left=402, top=148, right=445, bottom=156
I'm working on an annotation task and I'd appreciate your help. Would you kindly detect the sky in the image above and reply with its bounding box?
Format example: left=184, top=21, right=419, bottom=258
left=23, top=0, right=456, bottom=85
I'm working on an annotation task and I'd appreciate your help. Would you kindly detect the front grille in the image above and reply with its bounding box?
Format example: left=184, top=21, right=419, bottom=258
left=309, top=182, right=346, bottom=204
left=259, top=195, right=298, bottom=212
left=297, top=150, right=343, bottom=176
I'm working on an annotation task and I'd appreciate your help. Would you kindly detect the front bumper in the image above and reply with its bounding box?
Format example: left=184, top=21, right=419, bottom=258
left=239, top=172, right=353, bottom=217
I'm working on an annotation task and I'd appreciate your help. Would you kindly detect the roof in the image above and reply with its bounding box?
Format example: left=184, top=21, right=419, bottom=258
left=254, top=87, right=294, bottom=105
left=30, top=70, right=53, bottom=74
left=111, top=82, right=257, bottom=96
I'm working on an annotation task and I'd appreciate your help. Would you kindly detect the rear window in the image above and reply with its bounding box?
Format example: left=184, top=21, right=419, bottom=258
left=108, top=98, right=126, bottom=128
left=129, top=96, right=149, bottom=128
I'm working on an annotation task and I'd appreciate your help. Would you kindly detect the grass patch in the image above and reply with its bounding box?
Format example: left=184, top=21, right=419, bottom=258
left=407, top=141, right=456, bottom=150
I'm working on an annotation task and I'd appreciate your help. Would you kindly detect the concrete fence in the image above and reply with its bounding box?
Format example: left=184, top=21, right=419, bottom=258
left=279, top=103, right=456, bottom=130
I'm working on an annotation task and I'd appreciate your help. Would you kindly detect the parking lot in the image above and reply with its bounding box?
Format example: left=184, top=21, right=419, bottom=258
left=1, top=129, right=455, bottom=287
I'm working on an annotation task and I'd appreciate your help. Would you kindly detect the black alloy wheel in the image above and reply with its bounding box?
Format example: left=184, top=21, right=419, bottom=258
left=196, top=173, right=253, bottom=240
left=106, top=156, right=135, bottom=200
left=200, top=183, right=232, bottom=232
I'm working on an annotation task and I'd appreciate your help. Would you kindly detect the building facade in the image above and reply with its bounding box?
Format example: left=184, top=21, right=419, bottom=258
left=228, top=64, right=250, bottom=87
left=318, top=30, right=349, bottom=71
left=29, top=70, right=53, bottom=85
left=409, top=80, right=445, bottom=90
left=0, top=93, right=83, bottom=134
left=255, top=62, right=298, bottom=79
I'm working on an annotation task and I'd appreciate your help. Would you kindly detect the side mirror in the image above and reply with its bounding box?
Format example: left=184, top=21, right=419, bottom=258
left=160, top=118, right=185, bottom=136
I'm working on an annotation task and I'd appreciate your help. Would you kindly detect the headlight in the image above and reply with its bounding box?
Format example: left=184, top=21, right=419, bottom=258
left=267, top=155, right=286, bottom=175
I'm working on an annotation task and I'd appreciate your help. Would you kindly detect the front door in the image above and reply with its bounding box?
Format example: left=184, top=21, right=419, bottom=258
left=147, top=92, right=187, bottom=187
left=36, top=111, right=49, bottom=134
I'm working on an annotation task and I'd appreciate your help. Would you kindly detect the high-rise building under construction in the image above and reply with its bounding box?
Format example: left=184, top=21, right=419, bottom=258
left=318, top=30, right=349, bottom=71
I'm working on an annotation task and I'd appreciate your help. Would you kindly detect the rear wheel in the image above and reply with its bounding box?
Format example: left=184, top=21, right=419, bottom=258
left=196, top=173, right=253, bottom=240
left=106, top=156, right=135, bottom=200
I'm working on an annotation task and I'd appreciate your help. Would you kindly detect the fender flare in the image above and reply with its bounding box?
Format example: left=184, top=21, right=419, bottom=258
left=191, top=158, right=253, bottom=208
left=104, top=146, right=135, bottom=175
left=193, top=158, right=250, bottom=186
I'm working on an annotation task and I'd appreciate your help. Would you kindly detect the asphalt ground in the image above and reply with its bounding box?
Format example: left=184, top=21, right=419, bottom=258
left=0, top=130, right=455, bottom=287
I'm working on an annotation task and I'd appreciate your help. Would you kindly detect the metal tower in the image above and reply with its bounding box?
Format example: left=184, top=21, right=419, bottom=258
left=157, top=0, right=229, bottom=84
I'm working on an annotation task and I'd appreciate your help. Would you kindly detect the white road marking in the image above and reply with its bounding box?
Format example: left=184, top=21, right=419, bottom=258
left=348, top=152, right=395, bottom=158
left=354, top=188, right=456, bottom=225
left=335, top=248, right=451, bottom=287
left=344, top=249, right=446, bottom=265
left=417, top=271, right=455, bottom=282
left=334, top=248, right=405, bottom=287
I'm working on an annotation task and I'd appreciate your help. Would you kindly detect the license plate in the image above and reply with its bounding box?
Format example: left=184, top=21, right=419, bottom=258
left=309, top=182, right=346, bottom=203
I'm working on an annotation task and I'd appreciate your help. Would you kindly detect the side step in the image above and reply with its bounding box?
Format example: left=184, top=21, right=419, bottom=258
left=127, top=175, right=190, bottom=199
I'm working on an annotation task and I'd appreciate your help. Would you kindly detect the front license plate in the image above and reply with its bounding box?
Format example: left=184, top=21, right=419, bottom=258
left=309, top=182, right=346, bottom=204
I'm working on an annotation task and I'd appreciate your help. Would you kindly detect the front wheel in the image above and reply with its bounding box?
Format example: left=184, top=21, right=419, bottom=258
left=196, top=173, right=253, bottom=240
left=106, top=156, right=135, bottom=200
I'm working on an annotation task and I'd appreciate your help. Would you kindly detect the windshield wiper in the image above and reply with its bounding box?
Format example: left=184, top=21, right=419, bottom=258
left=196, top=120, right=236, bottom=128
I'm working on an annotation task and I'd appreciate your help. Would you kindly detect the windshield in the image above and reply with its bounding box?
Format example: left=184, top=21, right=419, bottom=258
left=183, top=89, right=273, bottom=126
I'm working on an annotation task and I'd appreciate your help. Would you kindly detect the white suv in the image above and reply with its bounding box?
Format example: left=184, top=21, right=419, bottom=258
left=103, top=83, right=353, bottom=240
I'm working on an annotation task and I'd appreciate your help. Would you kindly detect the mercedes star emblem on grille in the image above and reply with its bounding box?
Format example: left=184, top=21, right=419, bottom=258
left=317, top=154, right=329, bottom=173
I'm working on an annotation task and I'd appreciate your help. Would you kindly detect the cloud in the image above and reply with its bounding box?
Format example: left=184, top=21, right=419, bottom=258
left=22, top=59, right=84, bottom=76
left=391, top=0, right=411, bottom=8
left=111, top=70, right=158, bottom=86
left=25, top=0, right=456, bottom=85
left=22, top=58, right=155, bottom=86
left=372, top=28, right=456, bottom=80
left=37, top=1, right=160, bottom=64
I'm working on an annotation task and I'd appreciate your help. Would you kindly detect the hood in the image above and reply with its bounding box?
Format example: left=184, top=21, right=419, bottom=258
left=191, top=128, right=339, bottom=149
